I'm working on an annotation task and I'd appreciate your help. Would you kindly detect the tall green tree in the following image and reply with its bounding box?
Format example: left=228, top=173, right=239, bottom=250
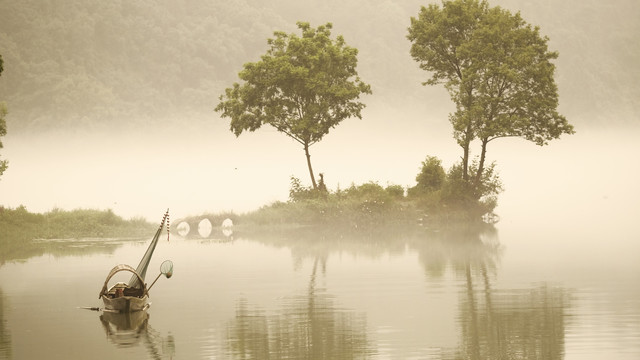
left=0, top=54, right=8, bottom=178
left=216, top=22, right=371, bottom=189
left=408, top=0, right=573, bottom=190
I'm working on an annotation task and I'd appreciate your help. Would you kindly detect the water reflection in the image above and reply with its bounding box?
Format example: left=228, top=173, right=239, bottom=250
left=0, top=223, right=592, bottom=358
left=453, top=283, right=568, bottom=360
left=413, top=225, right=568, bottom=360
left=411, top=223, right=501, bottom=280
left=0, top=288, right=11, bottom=359
left=99, top=310, right=175, bottom=359
left=226, top=257, right=373, bottom=359
left=238, top=225, right=412, bottom=268
left=242, top=224, right=569, bottom=360
left=0, top=237, right=132, bottom=265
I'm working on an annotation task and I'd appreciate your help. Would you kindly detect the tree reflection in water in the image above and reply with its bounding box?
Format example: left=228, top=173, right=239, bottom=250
left=0, top=289, right=11, bottom=360
left=413, top=225, right=568, bottom=360
left=236, top=224, right=569, bottom=359
left=456, top=282, right=567, bottom=360
left=1, top=237, right=128, bottom=266
left=226, top=256, right=373, bottom=359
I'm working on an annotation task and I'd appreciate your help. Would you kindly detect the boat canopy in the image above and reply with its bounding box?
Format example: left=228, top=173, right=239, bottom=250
left=98, top=264, right=146, bottom=299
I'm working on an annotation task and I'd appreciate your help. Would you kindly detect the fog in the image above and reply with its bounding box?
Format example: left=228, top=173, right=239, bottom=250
left=492, top=126, right=640, bottom=230
left=2, top=4, right=640, bottom=359
left=0, top=0, right=639, bottom=221
left=1, top=108, right=639, bottom=224
left=0, top=106, right=460, bottom=220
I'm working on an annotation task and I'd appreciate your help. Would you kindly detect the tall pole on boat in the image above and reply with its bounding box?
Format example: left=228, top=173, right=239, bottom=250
left=128, top=209, right=169, bottom=289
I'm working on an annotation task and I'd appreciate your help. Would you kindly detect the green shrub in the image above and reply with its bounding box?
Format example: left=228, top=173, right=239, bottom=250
left=409, top=156, right=446, bottom=198
left=240, top=154, right=504, bottom=229
left=289, top=176, right=326, bottom=202
left=408, top=156, right=503, bottom=221
left=385, top=184, right=405, bottom=200
left=244, top=179, right=415, bottom=228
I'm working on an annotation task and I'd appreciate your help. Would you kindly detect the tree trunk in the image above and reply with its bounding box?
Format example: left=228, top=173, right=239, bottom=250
left=462, top=139, right=470, bottom=181
left=474, top=137, right=488, bottom=195
left=304, top=142, right=317, bottom=189
left=461, top=121, right=473, bottom=181
left=461, top=84, right=475, bottom=181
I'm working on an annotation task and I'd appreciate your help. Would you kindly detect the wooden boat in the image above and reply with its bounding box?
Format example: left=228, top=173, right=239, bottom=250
left=98, top=210, right=171, bottom=312
left=99, top=264, right=149, bottom=312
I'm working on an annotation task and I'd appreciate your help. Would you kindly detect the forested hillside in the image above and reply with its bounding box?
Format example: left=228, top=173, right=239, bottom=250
left=0, top=0, right=637, bottom=132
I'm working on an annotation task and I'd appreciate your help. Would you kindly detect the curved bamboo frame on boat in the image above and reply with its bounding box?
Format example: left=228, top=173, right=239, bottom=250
left=99, top=264, right=149, bottom=313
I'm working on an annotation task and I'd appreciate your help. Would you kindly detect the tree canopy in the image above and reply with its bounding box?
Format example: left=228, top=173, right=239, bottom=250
left=216, top=22, right=371, bottom=188
left=408, top=0, right=574, bottom=189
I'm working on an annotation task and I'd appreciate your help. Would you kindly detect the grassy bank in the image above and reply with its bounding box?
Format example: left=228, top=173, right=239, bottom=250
left=0, top=206, right=155, bottom=264
left=0, top=206, right=154, bottom=241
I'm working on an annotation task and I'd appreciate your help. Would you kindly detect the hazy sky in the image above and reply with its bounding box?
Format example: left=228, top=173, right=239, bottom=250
left=0, top=0, right=638, bottom=221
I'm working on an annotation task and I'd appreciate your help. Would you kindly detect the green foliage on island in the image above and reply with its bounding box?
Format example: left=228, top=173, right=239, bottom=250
left=408, top=156, right=502, bottom=221
left=213, top=1, right=568, bottom=230
left=237, top=155, right=502, bottom=229
left=241, top=178, right=414, bottom=229
left=408, top=0, right=574, bottom=189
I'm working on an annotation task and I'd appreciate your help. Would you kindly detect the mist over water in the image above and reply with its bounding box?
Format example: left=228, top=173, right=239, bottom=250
left=1, top=114, right=638, bottom=226
left=2, top=96, right=639, bottom=360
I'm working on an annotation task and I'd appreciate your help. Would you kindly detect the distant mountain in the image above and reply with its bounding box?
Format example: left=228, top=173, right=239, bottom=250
left=0, top=0, right=637, bottom=132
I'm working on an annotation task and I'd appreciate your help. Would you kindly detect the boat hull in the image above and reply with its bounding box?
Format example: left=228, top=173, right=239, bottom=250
left=101, top=294, right=149, bottom=313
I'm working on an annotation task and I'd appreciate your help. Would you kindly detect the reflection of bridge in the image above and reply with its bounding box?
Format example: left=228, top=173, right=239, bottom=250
left=173, top=215, right=236, bottom=239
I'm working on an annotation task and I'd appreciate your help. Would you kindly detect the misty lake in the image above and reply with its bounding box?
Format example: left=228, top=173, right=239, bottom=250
left=1, top=210, right=639, bottom=359
left=1, top=128, right=639, bottom=359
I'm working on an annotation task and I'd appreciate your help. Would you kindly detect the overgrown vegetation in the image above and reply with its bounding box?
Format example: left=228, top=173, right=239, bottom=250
left=0, top=206, right=154, bottom=258
left=0, top=206, right=156, bottom=264
left=408, top=156, right=502, bottom=222
left=241, top=177, right=414, bottom=228
left=238, top=154, right=502, bottom=229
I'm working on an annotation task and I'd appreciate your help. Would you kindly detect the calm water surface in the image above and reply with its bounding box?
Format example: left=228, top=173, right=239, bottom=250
left=1, top=210, right=638, bottom=360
